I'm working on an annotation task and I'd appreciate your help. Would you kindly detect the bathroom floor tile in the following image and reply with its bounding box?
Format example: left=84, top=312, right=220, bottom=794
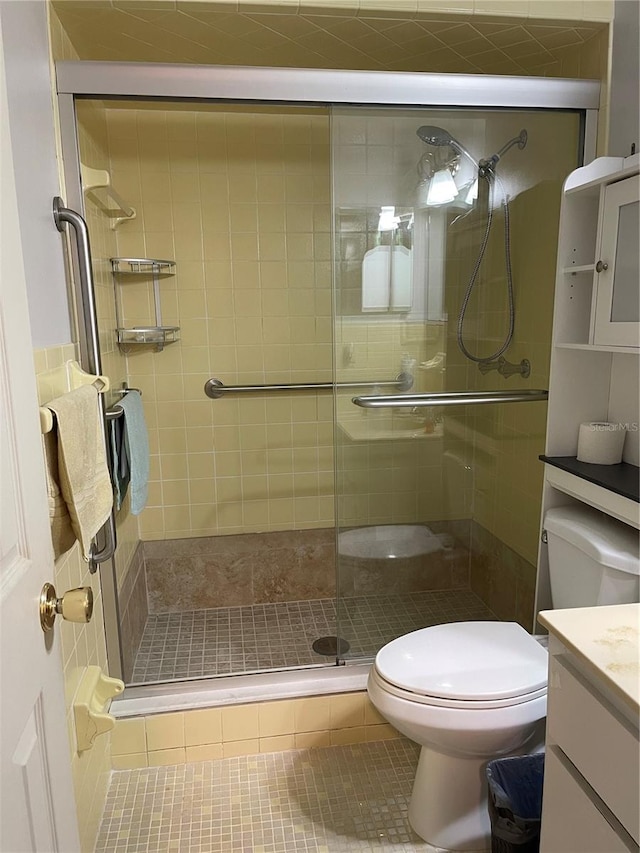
left=131, top=590, right=495, bottom=684
left=96, top=739, right=430, bottom=852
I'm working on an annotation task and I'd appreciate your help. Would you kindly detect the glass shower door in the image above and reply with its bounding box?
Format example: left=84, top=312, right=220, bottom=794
left=331, top=105, right=583, bottom=661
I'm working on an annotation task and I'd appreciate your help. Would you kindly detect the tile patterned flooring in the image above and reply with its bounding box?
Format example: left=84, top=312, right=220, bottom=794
left=96, top=739, right=430, bottom=852
left=131, top=590, right=495, bottom=684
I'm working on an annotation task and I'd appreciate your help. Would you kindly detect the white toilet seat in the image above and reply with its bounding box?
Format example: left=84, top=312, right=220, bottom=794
left=374, top=620, right=548, bottom=704
left=370, top=665, right=547, bottom=710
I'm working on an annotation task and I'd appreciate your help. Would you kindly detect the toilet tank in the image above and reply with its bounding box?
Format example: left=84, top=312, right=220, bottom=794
left=544, top=505, right=639, bottom=608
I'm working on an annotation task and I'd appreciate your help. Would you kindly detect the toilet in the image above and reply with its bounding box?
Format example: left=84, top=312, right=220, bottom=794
left=367, top=504, right=639, bottom=852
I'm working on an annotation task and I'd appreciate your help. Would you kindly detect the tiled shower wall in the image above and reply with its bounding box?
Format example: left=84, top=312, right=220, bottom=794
left=75, top=101, right=140, bottom=593
left=443, top=110, right=584, bottom=626
left=101, top=104, right=335, bottom=540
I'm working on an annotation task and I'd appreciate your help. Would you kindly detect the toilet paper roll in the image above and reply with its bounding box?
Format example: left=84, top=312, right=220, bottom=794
left=577, top=422, right=626, bottom=465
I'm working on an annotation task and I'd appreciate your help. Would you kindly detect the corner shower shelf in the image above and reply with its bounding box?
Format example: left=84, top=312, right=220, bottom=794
left=116, top=326, right=180, bottom=347
left=111, top=258, right=176, bottom=276
left=111, top=257, right=179, bottom=352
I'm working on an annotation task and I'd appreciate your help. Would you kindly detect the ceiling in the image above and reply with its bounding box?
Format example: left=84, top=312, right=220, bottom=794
left=53, top=1, right=607, bottom=77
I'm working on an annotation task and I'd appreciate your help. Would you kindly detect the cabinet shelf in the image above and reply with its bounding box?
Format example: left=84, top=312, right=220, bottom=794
left=540, top=455, right=639, bottom=503
left=555, top=343, right=639, bottom=354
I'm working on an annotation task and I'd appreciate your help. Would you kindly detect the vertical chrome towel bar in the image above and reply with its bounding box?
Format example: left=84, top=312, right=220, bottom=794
left=53, top=196, right=117, bottom=569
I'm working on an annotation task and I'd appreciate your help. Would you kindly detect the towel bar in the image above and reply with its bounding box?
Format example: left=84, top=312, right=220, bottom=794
left=39, top=361, right=110, bottom=434
left=105, top=406, right=124, bottom=421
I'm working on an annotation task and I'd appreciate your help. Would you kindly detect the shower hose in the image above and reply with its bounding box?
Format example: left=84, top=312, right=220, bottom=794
left=456, top=170, right=515, bottom=363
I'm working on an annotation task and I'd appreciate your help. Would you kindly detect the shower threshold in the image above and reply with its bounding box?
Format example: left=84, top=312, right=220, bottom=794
left=130, top=589, right=495, bottom=685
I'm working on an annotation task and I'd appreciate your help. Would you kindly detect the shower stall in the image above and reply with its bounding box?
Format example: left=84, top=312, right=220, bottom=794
left=56, top=63, right=597, bottom=690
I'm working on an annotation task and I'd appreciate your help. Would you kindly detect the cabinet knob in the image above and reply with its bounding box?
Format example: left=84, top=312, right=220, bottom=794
left=595, top=260, right=609, bottom=273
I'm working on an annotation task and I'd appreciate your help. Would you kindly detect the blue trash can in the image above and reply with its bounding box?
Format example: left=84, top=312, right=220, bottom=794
left=486, top=753, right=545, bottom=853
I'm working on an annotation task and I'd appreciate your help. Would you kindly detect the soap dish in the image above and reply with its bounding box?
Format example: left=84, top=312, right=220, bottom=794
left=73, top=666, right=124, bottom=752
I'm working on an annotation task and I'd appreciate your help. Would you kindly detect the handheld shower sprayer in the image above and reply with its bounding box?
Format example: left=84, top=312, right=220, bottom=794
left=416, top=124, right=529, bottom=364
left=416, top=125, right=479, bottom=168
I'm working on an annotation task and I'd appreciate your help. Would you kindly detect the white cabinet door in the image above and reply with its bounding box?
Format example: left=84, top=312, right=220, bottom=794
left=0, top=27, right=80, bottom=853
left=592, top=174, right=640, bottom=347
left=541, top=748, right=635, bottom=853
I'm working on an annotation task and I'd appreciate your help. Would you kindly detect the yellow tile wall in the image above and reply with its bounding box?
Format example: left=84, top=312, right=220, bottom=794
left=33, top=340, right=114, bottom=853
left=95, top=103, right=335, bottom=540
left=46, top=14, right=121, bottom=852
left=443, top=109, right=582, bottom=568
left=75, top=102, right=141, bottom=593
left=334, top=318, right=448, bottom=528
left=110, top=692, right=399, bottom=769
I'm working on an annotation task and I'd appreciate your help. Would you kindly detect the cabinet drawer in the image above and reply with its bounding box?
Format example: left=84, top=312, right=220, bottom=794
left=541, top=747, right=635, bottom=853
left=547, top=654, right=639, bottom=842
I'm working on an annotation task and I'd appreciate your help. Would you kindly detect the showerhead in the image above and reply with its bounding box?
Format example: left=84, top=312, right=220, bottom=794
left=416, top=125, right=479, bottom=168
left=416, top=125, right=454, bottom=147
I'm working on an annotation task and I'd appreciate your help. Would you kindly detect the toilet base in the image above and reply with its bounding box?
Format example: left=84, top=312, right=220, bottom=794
left=408, top=746, right=491, bottom=852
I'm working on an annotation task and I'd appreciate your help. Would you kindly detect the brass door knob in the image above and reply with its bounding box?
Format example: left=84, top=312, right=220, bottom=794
left=40, top=583, right=94, bottom=633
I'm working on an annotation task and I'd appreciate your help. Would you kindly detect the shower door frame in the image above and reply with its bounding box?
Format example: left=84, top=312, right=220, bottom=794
left=55, top=61, right=600, bottom=687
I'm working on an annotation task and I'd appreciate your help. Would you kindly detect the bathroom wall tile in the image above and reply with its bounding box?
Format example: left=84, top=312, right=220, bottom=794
left=293, top=697, right=332, bottom=733
left=365, top=723, right=401, bottom=741
left=259, top=735, right=296, bottom=753
left=111, top=719, right=147, bottom=756
left=184, top=708, right=223, bottom=746
left=329, top=693, right=366, bottom=729
left=145, top=712, right=185, bottom=751
left=331, top=726, right=368, bottom=746
left=185, top=743, right=224, bottom=762
left=148, top=748, right=186, bottom=767
left=364, top=699, right=386, bottom=726
left=223, top=739, right=260, bottom=758
left=258, top=700, right=296, bottom=737
left=111, top=752, right=149, bottom=770
left=294, top=730, right=332, bottom=749
left=222, top=704, right=259, bottom=742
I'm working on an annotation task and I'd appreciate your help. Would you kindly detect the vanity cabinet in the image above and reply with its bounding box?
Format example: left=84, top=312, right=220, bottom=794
left=538, top=608, right=640, bottom=853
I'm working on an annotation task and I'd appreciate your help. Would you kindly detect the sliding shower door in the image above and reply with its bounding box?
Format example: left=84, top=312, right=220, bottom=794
left=332, top=106, right=583, bottom=661
left=60, top=62, right=594, bottom=686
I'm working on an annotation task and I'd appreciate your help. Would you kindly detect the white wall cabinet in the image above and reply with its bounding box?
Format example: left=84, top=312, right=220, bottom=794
left=535, top=155, right=640, bottom=616
left=593, top=175, right=640, bottom=347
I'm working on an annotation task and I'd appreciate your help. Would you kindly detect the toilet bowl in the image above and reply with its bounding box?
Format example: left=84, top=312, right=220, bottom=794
left=367, top=621, right=547, bottom=852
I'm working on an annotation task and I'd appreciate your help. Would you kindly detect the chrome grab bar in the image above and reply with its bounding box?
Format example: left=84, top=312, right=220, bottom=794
left=205, top=372, right=413, bottom=399
left=53, top=197, right=117, bottom=569
left=352, top=389, right=549, bottom=408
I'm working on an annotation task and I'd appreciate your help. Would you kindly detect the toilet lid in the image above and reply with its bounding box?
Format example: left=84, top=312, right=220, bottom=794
left=375, top=622, right=548, bottom=701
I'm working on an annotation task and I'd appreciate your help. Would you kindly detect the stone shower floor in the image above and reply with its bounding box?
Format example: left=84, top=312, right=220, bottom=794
left=131, top=589, right=495, bottom=684
left=96, top=739, right=430, bottom=852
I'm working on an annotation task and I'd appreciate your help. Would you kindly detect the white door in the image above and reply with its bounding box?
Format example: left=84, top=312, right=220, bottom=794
left=0, top=27, right=80, bottom=853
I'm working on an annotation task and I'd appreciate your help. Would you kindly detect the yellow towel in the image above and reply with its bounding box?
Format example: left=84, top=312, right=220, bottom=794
left=46, top=384, right=113, bottom=560
left=42, top=431, right=76, bottom=559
